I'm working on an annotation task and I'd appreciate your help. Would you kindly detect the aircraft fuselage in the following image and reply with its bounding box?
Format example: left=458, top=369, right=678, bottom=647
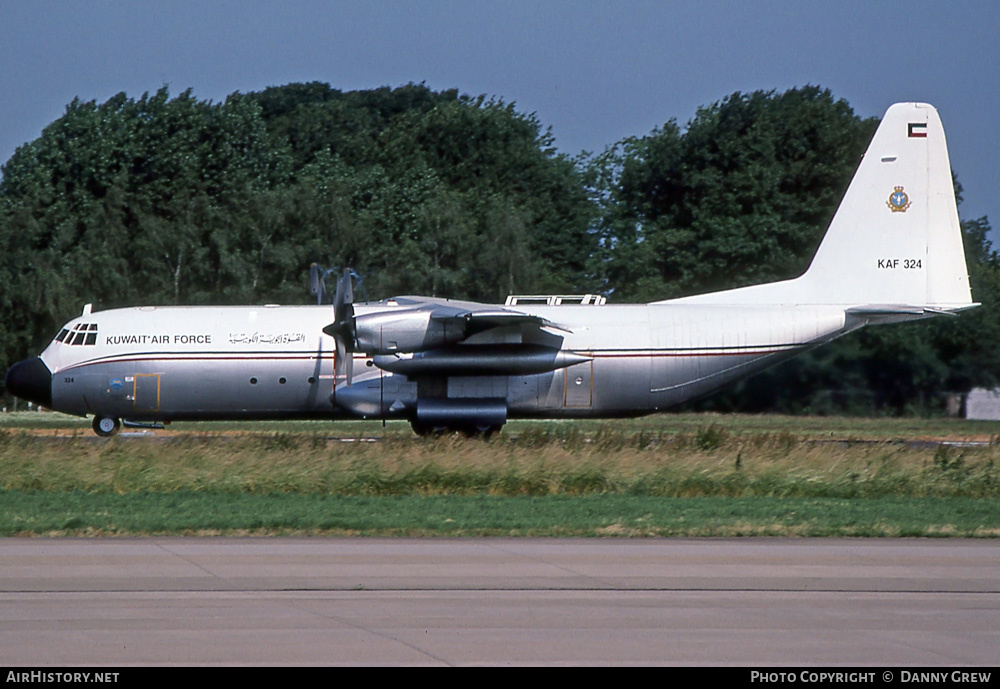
left=13, top=300, right=858, bottom=427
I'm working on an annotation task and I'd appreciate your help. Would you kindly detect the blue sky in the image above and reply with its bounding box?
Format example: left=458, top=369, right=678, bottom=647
left=2, top=0, right=997, bottom=230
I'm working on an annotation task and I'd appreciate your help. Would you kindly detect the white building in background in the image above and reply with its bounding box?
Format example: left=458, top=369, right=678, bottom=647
left=965, top=389, right=1000, bottom=420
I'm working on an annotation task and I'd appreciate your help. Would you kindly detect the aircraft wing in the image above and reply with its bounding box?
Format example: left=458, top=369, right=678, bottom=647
left=387, top=296, right=571, bottom=334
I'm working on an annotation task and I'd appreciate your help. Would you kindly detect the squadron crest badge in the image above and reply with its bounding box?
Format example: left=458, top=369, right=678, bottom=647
left=887, top=186, right=911, bottom=212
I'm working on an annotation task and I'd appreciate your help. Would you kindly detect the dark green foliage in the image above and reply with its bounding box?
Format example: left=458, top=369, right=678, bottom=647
left=0, top=83, right=594, bottom=373
left=0, top=88, right=294, bottom=370
left=243, top=83, right=594, bottom=299
left=586, top=86, right=878, bottom=300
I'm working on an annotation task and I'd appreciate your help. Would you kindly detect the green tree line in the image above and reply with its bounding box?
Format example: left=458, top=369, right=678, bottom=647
left=1, top=83, right=996, bottom=414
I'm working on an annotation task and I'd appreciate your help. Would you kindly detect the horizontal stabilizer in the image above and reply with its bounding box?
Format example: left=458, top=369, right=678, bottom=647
left=846, top=303, right=980, bottom=322
left=847, top=303, right=980, bottom=316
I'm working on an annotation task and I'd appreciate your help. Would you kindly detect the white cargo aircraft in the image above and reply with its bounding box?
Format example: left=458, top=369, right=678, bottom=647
left=4, top=103, right=977, bottom=436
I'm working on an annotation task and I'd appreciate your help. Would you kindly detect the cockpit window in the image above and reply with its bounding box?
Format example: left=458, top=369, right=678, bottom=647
left=60, top=323, right=98, bottom=346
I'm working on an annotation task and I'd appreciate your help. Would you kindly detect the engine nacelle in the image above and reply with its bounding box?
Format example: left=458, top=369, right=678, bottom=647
left=353, top=309, right=466, bottom=354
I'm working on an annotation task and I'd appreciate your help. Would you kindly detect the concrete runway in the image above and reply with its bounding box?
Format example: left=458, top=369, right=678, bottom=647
left=1, top=538, right=997, bottom=666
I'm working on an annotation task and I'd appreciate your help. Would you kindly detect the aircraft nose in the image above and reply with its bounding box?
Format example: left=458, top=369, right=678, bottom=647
left=4, top=357, right=53, bottom=408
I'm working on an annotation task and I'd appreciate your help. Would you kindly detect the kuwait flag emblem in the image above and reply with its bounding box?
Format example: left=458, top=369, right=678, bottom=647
left=908, top=122, right=928, bottom=138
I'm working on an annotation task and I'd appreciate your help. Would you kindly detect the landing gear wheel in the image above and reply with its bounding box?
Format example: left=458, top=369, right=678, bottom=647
left=92, top=416, right=121, bottom=437
left=461, top=424, right=501, bottom=439
left=478, top=424, right=502, bottom=439
left=412, top=420, right=501, bottom=438
left=410, top=421, right=448, bottom=437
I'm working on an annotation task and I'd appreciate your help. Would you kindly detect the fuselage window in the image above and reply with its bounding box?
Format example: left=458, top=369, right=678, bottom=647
left=55, top=329, right=69, bottom=343
left=85, top=333, right=97, bottom=345
left=72, top=331, right=87, bottom=345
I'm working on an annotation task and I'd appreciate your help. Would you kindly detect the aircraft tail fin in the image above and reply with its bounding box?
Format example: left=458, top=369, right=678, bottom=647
left=662, top=102, right=975, bottom=311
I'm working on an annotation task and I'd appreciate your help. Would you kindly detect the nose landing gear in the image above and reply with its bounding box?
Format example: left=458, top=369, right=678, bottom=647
left=92, top=416, right=121, bottom=437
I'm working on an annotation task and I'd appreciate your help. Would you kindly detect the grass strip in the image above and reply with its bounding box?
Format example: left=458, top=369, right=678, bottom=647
left=2, top=429, right=998, bottom=498
left=3, top=415, right=998, bottom=538
left=1, top=491, right=996, bottom=537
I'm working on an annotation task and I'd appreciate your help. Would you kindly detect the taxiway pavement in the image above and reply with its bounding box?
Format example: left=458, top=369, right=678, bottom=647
left=2, top=538, right=997, bottom=665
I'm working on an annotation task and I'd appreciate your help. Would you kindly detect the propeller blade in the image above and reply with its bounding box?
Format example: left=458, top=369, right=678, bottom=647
left=344, top=346, right=353, bottom=386
left=333, top=337, right=349, bottom=388
left=333, top=268, right=353, bottom=322
left=326, top=268, right=357, bottom=386
left=309, top=263, right=326, bottom=305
